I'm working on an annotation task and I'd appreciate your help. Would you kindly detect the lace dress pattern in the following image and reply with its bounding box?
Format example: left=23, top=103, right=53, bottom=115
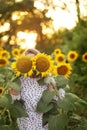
left=17, top=77, right=48, bottom=130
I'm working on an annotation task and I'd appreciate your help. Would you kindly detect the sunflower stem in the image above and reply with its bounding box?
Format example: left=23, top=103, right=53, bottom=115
left=50, top=83, right=60, bottom=98
left=1, top=85, right=8, bottom=95
left=11, top=75, right=18, bottom=82
left=6, top=109, right=12, bottom=126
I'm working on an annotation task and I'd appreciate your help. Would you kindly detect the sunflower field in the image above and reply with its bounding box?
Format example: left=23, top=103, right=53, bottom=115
left=0, top=47, right=87, bottom=130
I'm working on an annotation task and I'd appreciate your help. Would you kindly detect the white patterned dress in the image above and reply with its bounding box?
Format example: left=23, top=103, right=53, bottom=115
left=16, top=76, right=48, bottom=130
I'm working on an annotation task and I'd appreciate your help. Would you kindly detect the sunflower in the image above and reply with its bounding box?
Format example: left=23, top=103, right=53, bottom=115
left=34, top=53, right=54, bottom=77
left=67, top=51, right=78, bottom=62
left=54, top=63, right=72, bottom=77
left=12, top=48, right=20, bottom=58
left=54, top=48, right=61, bottom=56
left=0, top=87, right=4, bottom=95
left=0, top=47, right=3, bottom=51
left=0, top=57, right=8, bottom=67
left=55, top=53, right=65, bottom=63
left=1, top=50, right=11, bottom=59
left=19, top=48, right=25, bottom=55
left=82, top=52, right=87, bottom=62
left=11, top=55, right=34, bottom=77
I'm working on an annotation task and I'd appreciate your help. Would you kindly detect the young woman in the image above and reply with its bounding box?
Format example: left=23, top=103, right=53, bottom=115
left=11, top=49, right=48, bottom=130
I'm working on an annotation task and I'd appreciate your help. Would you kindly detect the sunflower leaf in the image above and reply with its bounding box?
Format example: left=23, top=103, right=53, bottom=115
left=9, top=100, right=28, bottom=118
left=41, top=90, right=55, bottom=104
left=0, top=94, right=12, bottom=108
left=36, top=99, right=54, bottom=113
left=37, top=77, right=45, bottom=86
left=7, top=80, right=21, bottom=92
left=48, top=113, right=68, bottom=130
left=55, top=76, right=69, bottom=88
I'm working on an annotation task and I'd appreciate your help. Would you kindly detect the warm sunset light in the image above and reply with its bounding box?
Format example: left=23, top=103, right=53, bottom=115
left=0, top=0, right=87, bottom=49
left=0, top=22, right=10, bottom=33
left=15, top=0, right=23, bottom=2
left=34, top=0, right=87, bottom=30
left=17, top=31, right=37, bottom=49
left=46, top=8, right=77, bottom=30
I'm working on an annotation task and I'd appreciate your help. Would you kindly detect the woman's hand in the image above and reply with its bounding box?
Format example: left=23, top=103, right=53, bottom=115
left=48, top=84, right=55, bottom=92
left=8, top=88, right=19, bottom=96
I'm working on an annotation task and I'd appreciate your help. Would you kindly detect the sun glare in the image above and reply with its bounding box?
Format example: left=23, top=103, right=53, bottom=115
left=46, top=8, right=77, bottom=30
left=34, top=0, right=87, bottom=31
left=0, top=23, right=10, bottom=33
left=15, top=0, right=23, bottom=2
left=34, top=1, right=45, bottom=11
left=17, top=31, right=37, bottom=49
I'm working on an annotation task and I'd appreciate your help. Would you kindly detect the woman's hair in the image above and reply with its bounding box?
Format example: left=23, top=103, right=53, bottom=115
left=24, top=48, right=40, bottom=55
left=24, top=48, right=40, bottom=78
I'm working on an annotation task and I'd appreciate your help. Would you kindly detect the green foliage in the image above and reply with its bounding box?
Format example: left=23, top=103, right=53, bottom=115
left=36, top=79, right=87, bottom=130
left=55, top=76, right=69, bottom=88
left=48, top=114, right=68, bottom=130
left=9, top=100, right=28, bottom=119
left=0, top=65, right=27, bottom=129
left=36, top=90, right=55, bottom=113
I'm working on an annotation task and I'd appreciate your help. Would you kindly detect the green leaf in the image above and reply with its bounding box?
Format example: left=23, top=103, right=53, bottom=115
left=36, top=90, right=58, bottom=113
left=55, top=76, right=69, bottom=88
left=0, top=74, right=5, bottom=78
left=48, top=113, right=68, bottom=130
left=12, top=77, right=21, bottom=85
left=0, top=125, right=19, bottom=130
left=36, top=99, right=54, bottom=113
left=66, top=93, right=87, bottom=107
left=73, top=126, right=87, bottom=130
left=0, top=67, right=7, bottom=74
left=43, top=113, right=49, bottom=126
left=57, top=97, right=74, bottom=111
left=7, top=80, right=21, bottom=92
left=41, top=90, right=55, bottom=104
left=0, top=74, right=5, bottom=84
left=0, top=94, right=12, bottom=108
left=37, top=77, right=45, bottom=86
left=0, top=78, right=5, bottom=84
left=9, top=100, right=28, bottom=118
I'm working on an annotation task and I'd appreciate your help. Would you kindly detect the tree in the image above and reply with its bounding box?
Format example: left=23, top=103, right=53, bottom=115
left=0, top=0, right=52, bottom=50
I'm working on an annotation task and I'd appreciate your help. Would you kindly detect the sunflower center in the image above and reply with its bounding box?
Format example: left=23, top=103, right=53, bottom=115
left=57, top=65, right=68, bottom=75
left=0, top=88, right=2, bottom=94
left=0, top=59, right=6, bottom=65
left=2, top=53, right=7, bottom=56
left=14, top=51, right=19, bottom=55
left=56, top=51, right=60, bottom=54
left=16, top=57, right=32, bottom=73
left=36, top=57, right=50, bottom=72
left=84, top=55, right=87, bottom=60
left=58, top=56, right=64, bottom=62
left=70, top=54, right=75, bottom=59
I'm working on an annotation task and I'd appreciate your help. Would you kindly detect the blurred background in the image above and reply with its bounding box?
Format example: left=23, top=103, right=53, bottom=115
left=0, top=0, right=87, bottom=54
